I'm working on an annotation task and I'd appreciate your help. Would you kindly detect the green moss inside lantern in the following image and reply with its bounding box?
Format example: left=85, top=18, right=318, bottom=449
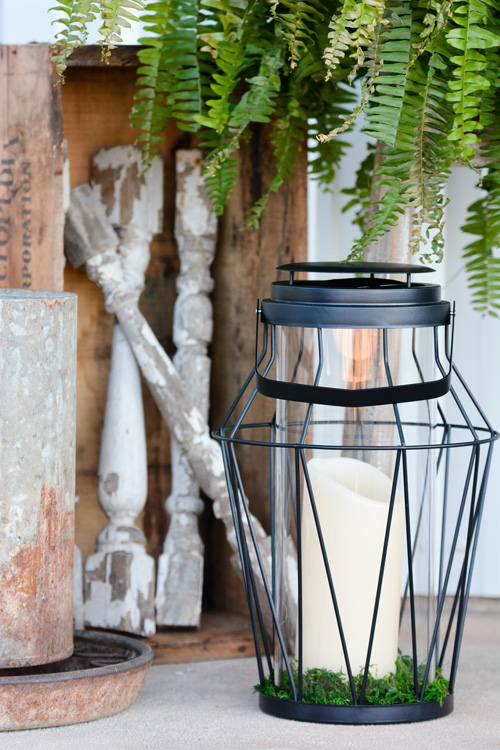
left=255, top=656, right=450, bottom=707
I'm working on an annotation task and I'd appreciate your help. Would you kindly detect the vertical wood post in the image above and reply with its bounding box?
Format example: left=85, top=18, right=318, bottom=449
left=155, top=150, right=217, bottom=627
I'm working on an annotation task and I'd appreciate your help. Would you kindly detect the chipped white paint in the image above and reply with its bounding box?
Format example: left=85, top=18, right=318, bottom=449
left=82, top=147, right=162, bottom=636
left=85, top=323, right=155, bottom=636
left=0, top=291, right=77, bottom=667
left=156, top=150, right=216, bottom=627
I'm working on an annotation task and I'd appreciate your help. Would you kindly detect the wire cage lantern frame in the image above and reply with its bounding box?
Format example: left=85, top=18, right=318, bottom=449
left=214, top=262, right=498, bottom=725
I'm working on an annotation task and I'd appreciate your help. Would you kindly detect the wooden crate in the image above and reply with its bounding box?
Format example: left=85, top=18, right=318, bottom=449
left=2, top=44, right=307, bottom=641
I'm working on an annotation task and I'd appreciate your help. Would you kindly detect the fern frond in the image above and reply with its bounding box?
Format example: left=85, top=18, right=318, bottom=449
left=99, top=0, right=146, bottom=57
left=323, top=0, right=387, bottom=83
left=318, top=5, right=387, bottom=143
left=272, top=0, right=328, bottom=69
left=244, top=86, right=305, bottom=228
left=194, top=0, right=270, bottom=133
left=410, top=0, right=452, bottom=66
left=404, top=58, right=453, bottom=261
left=446, top=0, right=500, bottom=163
left=205, top=47, right=284, bottom=178
left=363, top=0, right=413, bottom=147
left=51, top=0, right=100, bottom=77
left=462, top=85, right=500, bottom=316
left=132, top=0, right=205, bottom=164
left=203, top=154, right=239, bottom=216
left=347, top=151, right=410, bottom=260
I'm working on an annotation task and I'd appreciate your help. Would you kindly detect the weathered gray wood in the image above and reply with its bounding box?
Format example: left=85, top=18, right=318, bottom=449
left=0, top=45, right=64, bottom=290
left=155, top=150, right=217, bottom=628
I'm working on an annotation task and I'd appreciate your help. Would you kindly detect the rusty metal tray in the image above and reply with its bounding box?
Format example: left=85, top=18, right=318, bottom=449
left=0, top=630, right=153, bottom=731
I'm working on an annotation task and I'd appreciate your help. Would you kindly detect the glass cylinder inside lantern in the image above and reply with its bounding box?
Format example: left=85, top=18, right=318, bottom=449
left=273, top=323, right=440, bottom=685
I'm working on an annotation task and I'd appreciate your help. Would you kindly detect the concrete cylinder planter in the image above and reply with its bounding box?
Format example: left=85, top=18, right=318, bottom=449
left=0, top=290, right=77, bottom=668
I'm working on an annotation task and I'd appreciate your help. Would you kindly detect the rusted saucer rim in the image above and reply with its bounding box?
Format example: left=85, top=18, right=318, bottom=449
left=0, top=630, right=154, bottom=686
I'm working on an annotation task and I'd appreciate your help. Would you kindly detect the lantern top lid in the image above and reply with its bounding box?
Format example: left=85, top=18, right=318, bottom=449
left=263, top=261, right=447, bottom=329
left=279, top=261, right=434, bottom=278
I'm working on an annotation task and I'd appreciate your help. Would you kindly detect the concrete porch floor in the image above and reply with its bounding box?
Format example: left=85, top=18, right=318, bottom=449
left=1, top=598, right=499, bottom=749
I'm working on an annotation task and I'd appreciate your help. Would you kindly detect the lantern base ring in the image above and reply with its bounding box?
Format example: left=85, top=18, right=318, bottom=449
left=258, top=692, right=454, bottom=725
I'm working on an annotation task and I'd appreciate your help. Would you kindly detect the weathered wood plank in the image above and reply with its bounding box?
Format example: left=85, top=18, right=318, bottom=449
left=146, top=611, right=257, bottom=664
left=0, top=45, right=64, bottom=290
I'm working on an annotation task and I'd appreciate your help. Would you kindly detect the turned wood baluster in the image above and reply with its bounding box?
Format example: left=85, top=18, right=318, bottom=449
left=84, top=146, right=163, bottom=635
left=155, top=150, right=217, bottom=627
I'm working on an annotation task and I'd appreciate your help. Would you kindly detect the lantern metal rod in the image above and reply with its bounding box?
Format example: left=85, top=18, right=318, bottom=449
left=222, top=442, right=271, bottom=681
left=419, top=445, right=477, bottom=699
left=399, top=445, right=433, bottom=628
left=221, top=443, right=264, bottom=682
left=217, top=421, right=495, bottom=451
left=229, top=443, right=297, bottom=700
left=359, top=450, right=402, bottom=704
left=383, top=329, right=419, bottom=696
left=437, top=444, right=481, bottom=678
left=228, top=324, right=276, bottom=440
left=451, top=362, right=495, bottom=435
left=219, top=315, right=267, bottom=434
left=269, top=425, right=276, bottom=612
left=299, top=328, right=324, bottom=446
left=439, top=441, right=493, bottom=675
left=448, top=441, right=494, bottom=693
left=402, top=451, right=420, bottom=697
left=300, top=451, right=358, bottom=704
left=436, top=425, right=452, bottom=664
left=448, top=443, right=482, bottom=689
left=295, top=449, right=304, bottom=702
left=434, top=328, right=479, bottom=442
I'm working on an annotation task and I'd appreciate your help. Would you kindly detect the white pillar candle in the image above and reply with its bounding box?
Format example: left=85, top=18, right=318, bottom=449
left=301, top=457, right=404, bottom=677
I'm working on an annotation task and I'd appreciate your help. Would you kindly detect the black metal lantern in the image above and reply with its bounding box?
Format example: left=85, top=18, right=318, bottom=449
left=214, top=262, right=498, bottom=725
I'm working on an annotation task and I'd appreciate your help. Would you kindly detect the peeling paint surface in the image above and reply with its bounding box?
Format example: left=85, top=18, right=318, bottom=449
left=0, top=292, right=77, bottom=666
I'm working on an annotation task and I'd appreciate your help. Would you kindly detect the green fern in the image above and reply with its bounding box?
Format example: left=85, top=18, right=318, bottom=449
left=203, top=46, right=285, bottom=209
left=446, top=0, right=500, bottom=163
left=461, top=73, right=500, bottom=316
left=272, top=0, right=328, bottom=69
left=363, top=0, right=412, bottom=146
left=194, top=0, right=269, bottom=133
left=132, top=0, right=205, bottom=164
left=51, top=0, right=100, bottom=76
left=323, top=0, right=387, bottom=83
left=410, top=0, right=452, bottom=66
left=99, top=0, right=146, bottom=56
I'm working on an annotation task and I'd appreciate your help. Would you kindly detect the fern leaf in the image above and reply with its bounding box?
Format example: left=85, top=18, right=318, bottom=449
left=51, top=0, right=100, bottom=77
left=204, top=47, right=285, bottom=179
left=317, top=5, right=388, bottom=143
left=99, top=0, right=146, bottom=57
left=323, top=0, right=387, bottom=82
left=272, top=0, right=328, bottom=69
left=132, top=0, right=204, bottom=164
left=363, top=0, right=413, bottom=147
left=446, top=0, right=500, bottom=163
left=244, top=85, right=306, bottom=228
left=461, top=84, right=500, bottom=316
